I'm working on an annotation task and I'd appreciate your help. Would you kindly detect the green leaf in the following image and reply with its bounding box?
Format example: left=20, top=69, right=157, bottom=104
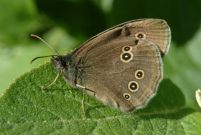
left=0, top=63, right=201, bottom=134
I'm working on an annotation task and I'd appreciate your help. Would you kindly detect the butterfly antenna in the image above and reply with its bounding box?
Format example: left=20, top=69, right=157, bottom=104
left=30, top=55, right=58, bottom=64
left=30, top=34, right=60, bottom=55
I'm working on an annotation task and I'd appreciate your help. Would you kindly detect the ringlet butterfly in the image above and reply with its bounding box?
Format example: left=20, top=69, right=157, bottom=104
left=32, top=18, right=171, bottom=112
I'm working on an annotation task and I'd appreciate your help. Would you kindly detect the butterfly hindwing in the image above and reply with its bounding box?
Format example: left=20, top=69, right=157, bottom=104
left=74, top=38, right=162, bottom=112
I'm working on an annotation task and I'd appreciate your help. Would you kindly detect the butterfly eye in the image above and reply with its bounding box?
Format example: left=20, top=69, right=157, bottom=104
left=123, top=93, right=131, bottom=100
left=122, top=46, right=132, bottom=52
left=135, top=32, right=146, bottom=39
left=128, top=81, right=139, bottom=92
left=135, top=70, right=144, bottom=79
left=120, top=52, right=133, bottom=63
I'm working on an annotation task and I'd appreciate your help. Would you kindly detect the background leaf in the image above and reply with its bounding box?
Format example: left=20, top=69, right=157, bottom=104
left=0, top=0, right=40, bottom=45
left=164, top=26, right=201, bottom=109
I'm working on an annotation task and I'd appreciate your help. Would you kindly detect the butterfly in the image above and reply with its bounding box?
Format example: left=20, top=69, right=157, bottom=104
left=33, top=19, right=171, bottom=112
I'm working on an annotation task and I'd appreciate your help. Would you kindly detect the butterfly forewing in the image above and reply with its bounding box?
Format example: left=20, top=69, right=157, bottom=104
left=124, top=19, right=171, bottom=55
left=73, top=19, right=171, bottom=59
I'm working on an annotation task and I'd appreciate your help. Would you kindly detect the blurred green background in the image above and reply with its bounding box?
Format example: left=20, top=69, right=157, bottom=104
left=0, top=0, right=201, bottom=103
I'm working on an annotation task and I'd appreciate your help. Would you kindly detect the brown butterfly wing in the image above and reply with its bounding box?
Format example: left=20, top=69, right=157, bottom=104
left=73, top=18, right=170, bottom=58
left=69, top=19, right=168, bottom=112
left=72, top=37, right=162, bottom=112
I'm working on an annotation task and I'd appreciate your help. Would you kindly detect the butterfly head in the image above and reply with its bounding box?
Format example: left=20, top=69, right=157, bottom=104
left=51, top=55, right=71, bottom=71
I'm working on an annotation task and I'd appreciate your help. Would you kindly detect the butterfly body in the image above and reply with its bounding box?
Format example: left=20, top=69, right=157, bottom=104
left=52, top=19, right=171, bottom=112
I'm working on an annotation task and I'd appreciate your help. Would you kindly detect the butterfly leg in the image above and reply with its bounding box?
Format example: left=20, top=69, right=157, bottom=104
left=81, top=92, right=86, bottom=119
left=75, top=84, right=87, bottom=118
left=41, top=73, right=60, bottom=90
left=76, top=84, right=97, bottom=118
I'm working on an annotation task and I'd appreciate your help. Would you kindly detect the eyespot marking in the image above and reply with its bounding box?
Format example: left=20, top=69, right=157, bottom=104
left=128, top=81, right=139, bottom=92
left=135, top=70, right=144, bottom=79
left=122, top=46, right=132, bottom=52
left=135, top=32, right=146, bottom=39
left=120, top=52, right=133, bottom=63
left=123, top=93, right=131, bottom=100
